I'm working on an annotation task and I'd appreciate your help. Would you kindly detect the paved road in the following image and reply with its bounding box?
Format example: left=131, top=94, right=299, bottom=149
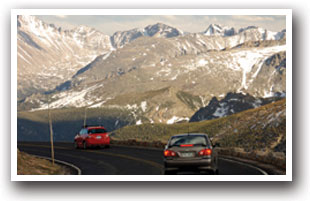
left=18, top=142, right=267, bottom=175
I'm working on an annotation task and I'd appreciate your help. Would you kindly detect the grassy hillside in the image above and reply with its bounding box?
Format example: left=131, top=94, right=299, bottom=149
left=104, top=86, right=203, bottom=123
left=112, top=98, right=286, bottom=154
left=18, top=98, right=286, bottom=155
left=17, top=150, right=70, bottom=175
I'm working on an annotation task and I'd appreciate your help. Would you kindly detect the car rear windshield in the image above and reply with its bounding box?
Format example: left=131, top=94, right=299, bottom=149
left=169, top=135, right=209, bottom=147
left=88, top=128, right=107, bottom=134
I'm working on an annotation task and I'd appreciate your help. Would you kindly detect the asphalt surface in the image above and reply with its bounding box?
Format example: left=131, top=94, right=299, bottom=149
left=17, top=142, right=267, bottom=175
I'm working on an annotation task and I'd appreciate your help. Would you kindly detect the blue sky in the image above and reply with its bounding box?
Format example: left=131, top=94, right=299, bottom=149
left=37, top=15, right=286, bottom=36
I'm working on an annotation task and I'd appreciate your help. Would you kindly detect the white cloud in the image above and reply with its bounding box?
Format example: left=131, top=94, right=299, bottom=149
left=231, top=15, right=275, bottom=22
left=55, top=15, right=68, bottom=19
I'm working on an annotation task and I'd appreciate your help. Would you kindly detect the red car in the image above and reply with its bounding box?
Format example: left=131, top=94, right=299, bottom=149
left=74, top=125, right=110, bottom=149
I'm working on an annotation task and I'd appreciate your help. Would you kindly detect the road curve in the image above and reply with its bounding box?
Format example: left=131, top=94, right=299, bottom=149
left=18, top=142, right=267, bottom=175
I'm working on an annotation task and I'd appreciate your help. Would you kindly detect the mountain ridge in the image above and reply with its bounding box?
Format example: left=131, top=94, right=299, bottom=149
left=17, top=15, right=113, bottom=99
left=17, top=15, right=287, bottom=126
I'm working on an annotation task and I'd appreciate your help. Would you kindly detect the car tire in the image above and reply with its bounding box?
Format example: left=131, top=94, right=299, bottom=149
left=105, top=145, right=110, bottom=148
left=83, top=141, right=87, bottom=149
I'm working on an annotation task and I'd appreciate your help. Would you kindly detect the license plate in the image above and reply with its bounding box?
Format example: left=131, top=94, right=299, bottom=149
left=96, top=136, right=102, bottom=139
left=181, top=152, right=194, bottom=157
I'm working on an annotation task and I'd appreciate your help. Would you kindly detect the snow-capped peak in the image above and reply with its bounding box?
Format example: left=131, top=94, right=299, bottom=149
left=202, top=24, right=285, bottom=40
left=17, top=15, right=113, bottom=99
left=110, top=22, right=184, bottom=48
left=17, top=15, right=55, bottom=37
left=73, top=25, right=96, bottom=34
left=238, top=26, right=258, bottom=33
left=17, top=15, right=41, bottom=27
left=203, top=24, right=223, bottom=35
left=203, top=24, right=236, bottom=37
left=144, top=22, right=183, bottom=38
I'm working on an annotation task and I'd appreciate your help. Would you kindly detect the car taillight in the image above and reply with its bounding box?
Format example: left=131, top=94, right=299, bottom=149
left=198, top=148, right=212, bottom=156
left=180, top=144, right=193, bottom=147
left=164, top=150, right=176, bottom=157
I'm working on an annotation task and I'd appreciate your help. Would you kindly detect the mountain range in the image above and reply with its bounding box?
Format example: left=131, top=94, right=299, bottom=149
left=17, top=15, right=286, bottom=126
left=202, top=23, right=285, bottom=40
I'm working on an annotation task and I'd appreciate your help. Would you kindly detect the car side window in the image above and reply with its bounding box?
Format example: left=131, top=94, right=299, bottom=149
left=79, top=128, right=87, bottom=135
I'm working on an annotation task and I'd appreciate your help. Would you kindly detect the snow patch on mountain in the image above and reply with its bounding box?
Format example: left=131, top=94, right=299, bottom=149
left=136, top=120, right=142, bottom=125
left=167, top=116, right=190, bottom=124
left=141, top=101, right=147, bottom=112
left=213, top=104, right=229, bottom=118
left=31, top=84, right=104, bottom=111
left=190, top=92, right=284, bottom=122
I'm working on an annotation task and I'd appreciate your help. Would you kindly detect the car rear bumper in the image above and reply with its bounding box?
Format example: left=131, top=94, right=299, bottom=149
left=164, top=158, right=213, bottom=171
left=86, top=138, right=110, bottom=146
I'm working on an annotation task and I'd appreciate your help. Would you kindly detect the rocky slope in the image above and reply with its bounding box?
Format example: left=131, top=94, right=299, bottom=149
left=17, top=15, right=113, bottom=99
left=189, top=92, right=284, bottom=122
left=19, top=42, right=286, bottom=124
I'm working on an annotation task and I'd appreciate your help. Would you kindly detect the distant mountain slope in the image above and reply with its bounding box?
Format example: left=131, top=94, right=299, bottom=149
left=202, top=24, right=286, bottom=40
left=202, top=24, right=237, bottom=36
left=17, top=16, right=286, bottom=125
left=17, top=15, right=113, bottom=99
left=111, top=22, right=184, bottom=48
left=17, top=16, right=286, bottom=101
left=189, top=92, right=284, bottom=122
left=42, top=35, right=286, bottom=97
left=19, top=36, right=286, bottom=123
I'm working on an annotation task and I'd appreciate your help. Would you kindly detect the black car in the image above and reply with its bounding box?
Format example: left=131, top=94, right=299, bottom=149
left=163, top=133, right=219, bottom=175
